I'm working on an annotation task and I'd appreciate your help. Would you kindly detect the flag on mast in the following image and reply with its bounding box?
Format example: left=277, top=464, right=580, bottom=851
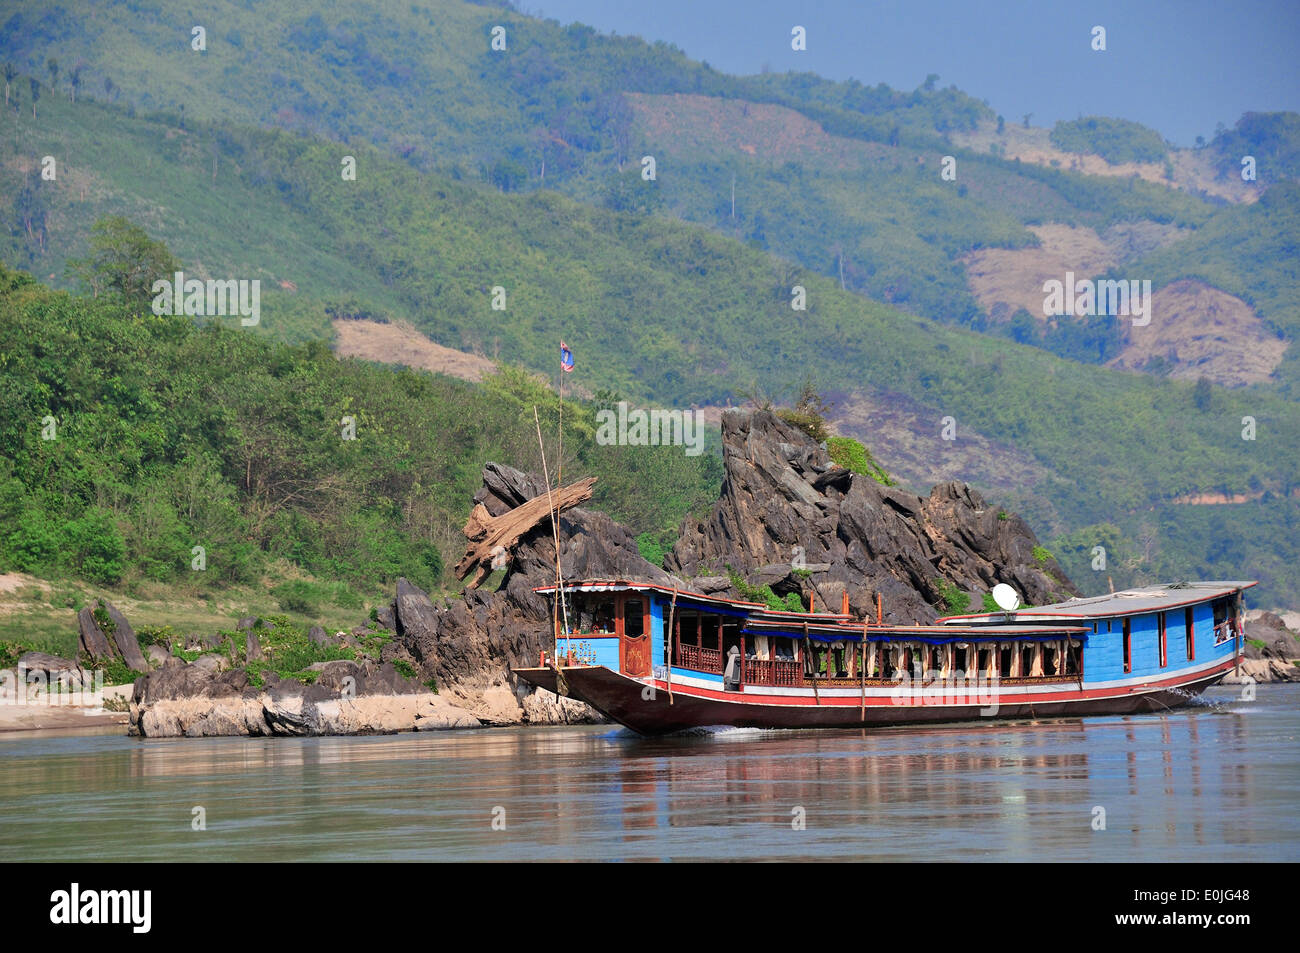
left=560, top=341, right=574, bottom=373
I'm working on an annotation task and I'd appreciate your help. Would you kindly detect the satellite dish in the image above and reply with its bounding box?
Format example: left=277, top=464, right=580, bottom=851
left=992, top=584, right=1020, bottom=612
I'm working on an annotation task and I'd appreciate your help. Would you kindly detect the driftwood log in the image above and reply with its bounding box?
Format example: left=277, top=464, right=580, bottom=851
left=456, top=476, right=597, bottom=588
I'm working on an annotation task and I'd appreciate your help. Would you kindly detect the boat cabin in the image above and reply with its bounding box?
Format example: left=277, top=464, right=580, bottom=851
left=536, top=579, right=1254, bottom=692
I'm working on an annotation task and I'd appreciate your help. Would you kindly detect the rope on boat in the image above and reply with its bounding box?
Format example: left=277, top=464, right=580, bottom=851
left=666, top=587, right=677, bottom=706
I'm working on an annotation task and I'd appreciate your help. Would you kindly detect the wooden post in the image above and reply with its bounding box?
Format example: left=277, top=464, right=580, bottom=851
left=841, top=591, right=849, bottom=615
left=876, top=592, right=883, bottom=624
left=665, top=589, right=677, bottom=706
left=804, top=622, right=819, bottom=705
left=860, top=622, right=867, bottom=721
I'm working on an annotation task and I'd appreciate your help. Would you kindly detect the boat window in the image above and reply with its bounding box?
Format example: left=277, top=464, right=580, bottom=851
left=1020, top=645, right=1035, bottom=677
left=1063, top=641, right=1079, bottom=676
left=1185, top=607, right=1195, bottom=661
left=593, top=601, right=616, bottom=634
left=1122, top=618, right=1132, bottom=673
left=1043, top=644, right=1058, bottom=676
left=1106, top=619, right=1112, bottom=633
left=1157, top=612, right=1167, bottom=668
left=624, top=599, right=644, bottom=638
left=773, top=638, right=795, bottom=660
left=700, top=614, right=720, bottom=650
left=978, top=648, right=991, bottom=677
left=953, top=645, right=969, bottom=672
left=999, top=646, right=1013, bottom=678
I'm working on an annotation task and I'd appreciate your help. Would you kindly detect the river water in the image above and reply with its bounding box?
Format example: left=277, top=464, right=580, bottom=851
left=2, top=684, right=1296, bottom=862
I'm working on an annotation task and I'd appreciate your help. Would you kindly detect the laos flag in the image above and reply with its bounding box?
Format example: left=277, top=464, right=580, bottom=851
left=560, top=341, right=574, bottom=373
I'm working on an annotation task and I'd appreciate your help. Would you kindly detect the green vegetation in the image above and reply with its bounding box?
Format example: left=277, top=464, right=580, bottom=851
left=936, top=580, right=971, bottom=615
left=981, top=593, right=1000, bottom=613
left=0, top=2, right=1296, bottom=609
left=1032, top=546, right=1054, bottom=565
left=827, top=437, right=893, bottom=486
left=0, top=260, right=721, bottom=598
left=237, top=616, right=354, bottom=687
left=775, top=379, right=834, bottom=443
left=1208, top=112, right=1300, bottom=182
left=1049, top=117, right=1168, bottom=165
left=726, top=568, right=803, bottom=612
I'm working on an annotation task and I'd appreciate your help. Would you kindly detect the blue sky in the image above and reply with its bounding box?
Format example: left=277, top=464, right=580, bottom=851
left=522, top=0, right=1300, bottom=146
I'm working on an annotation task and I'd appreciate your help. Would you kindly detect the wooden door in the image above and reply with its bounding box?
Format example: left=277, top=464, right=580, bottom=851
left=619, top=595, right=651, bottom=677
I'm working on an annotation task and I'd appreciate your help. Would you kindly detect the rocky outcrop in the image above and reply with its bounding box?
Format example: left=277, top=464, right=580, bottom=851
left=76, top=601, right=149, bottom=673
left=361, top=461, right=669, bottom=725
left=666, top=410, right=1077, bottom=623
left=1220, top=658, right=1300, bottom=684
left=129, top=657, right=483, bottom=737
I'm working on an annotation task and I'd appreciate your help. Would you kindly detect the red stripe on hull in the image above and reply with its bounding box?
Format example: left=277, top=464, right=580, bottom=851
left=513, top=661, right=1236, bottom=735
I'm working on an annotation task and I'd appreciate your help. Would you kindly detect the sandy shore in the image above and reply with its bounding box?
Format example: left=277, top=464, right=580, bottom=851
left=0, top=684, right=132, bottom=734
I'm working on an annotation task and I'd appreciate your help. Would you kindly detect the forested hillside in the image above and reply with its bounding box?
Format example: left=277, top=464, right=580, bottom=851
left=1, top=1, right=1298, bottom=607
left=0, top=262, right=721, bottom=594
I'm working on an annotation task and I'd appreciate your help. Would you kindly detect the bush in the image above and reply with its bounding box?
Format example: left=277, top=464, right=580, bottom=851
left=936, top=580, right=971, bottom=615
left=776, top=378, right=832, bottom=444
left=827, top=436, right=893, bottom=485
left=65, top=509, right=127, bottom=585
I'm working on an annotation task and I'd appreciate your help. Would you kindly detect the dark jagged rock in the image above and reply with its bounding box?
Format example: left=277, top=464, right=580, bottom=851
left=395, top=577, right=441, bottom=668
left=103, top=603, right=149, bottom=673
left=666, top=409, right=1078, bottom=623
left=245, top=631, right=263, bottom=661
left=76, top=607, right=116, bottom=661
left=76, top=602, right=148, bottom=672
left=383, top=462, right=672, bottom=724
left=307, top=625, right=332, bottom=648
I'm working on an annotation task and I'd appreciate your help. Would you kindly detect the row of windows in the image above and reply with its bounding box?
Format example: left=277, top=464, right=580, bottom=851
left=1120, top=607, right=1198, bottom=674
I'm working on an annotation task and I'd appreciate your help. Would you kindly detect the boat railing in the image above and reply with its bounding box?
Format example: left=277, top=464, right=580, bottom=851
left=676, top=643, right=723, bottom=674
left=742, top=657, right=803, bottom=687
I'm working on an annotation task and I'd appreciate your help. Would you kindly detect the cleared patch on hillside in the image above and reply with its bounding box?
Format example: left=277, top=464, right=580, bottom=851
left=626, top=92, right=894, bottom=169
left=951, top=121, right=1258, bottom=204
left=1108, top=279, right=1287, bottom=386
left=332, top=319, right=497, bottom=382
left=961, top=222, right=1191, bottom=322
left=962, top=224, right=1119, bottom=320
left=828, top=387, right=1055, bottom=504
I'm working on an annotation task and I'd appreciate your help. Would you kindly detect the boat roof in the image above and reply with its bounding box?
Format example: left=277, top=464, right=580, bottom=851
left=533, top=579, right=852, bottom=619
left=535, top=579, right=767, bottom=611
left=938, top=580, right=1257, bottom=625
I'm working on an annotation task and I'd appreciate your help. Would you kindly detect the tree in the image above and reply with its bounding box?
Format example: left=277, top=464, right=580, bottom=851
left=1192, top=375, right=1213, bottom=412
left=28, top=77, right=37, bottom=117
left=46, top=57, right=58, bottom=91
left=996, top=114, right=1005, bottom=135
left=69, top=64, right=82, bottom=103
left=3, top=63, right=14, bottom=107
left=64, top=216, right=181, bottom=306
